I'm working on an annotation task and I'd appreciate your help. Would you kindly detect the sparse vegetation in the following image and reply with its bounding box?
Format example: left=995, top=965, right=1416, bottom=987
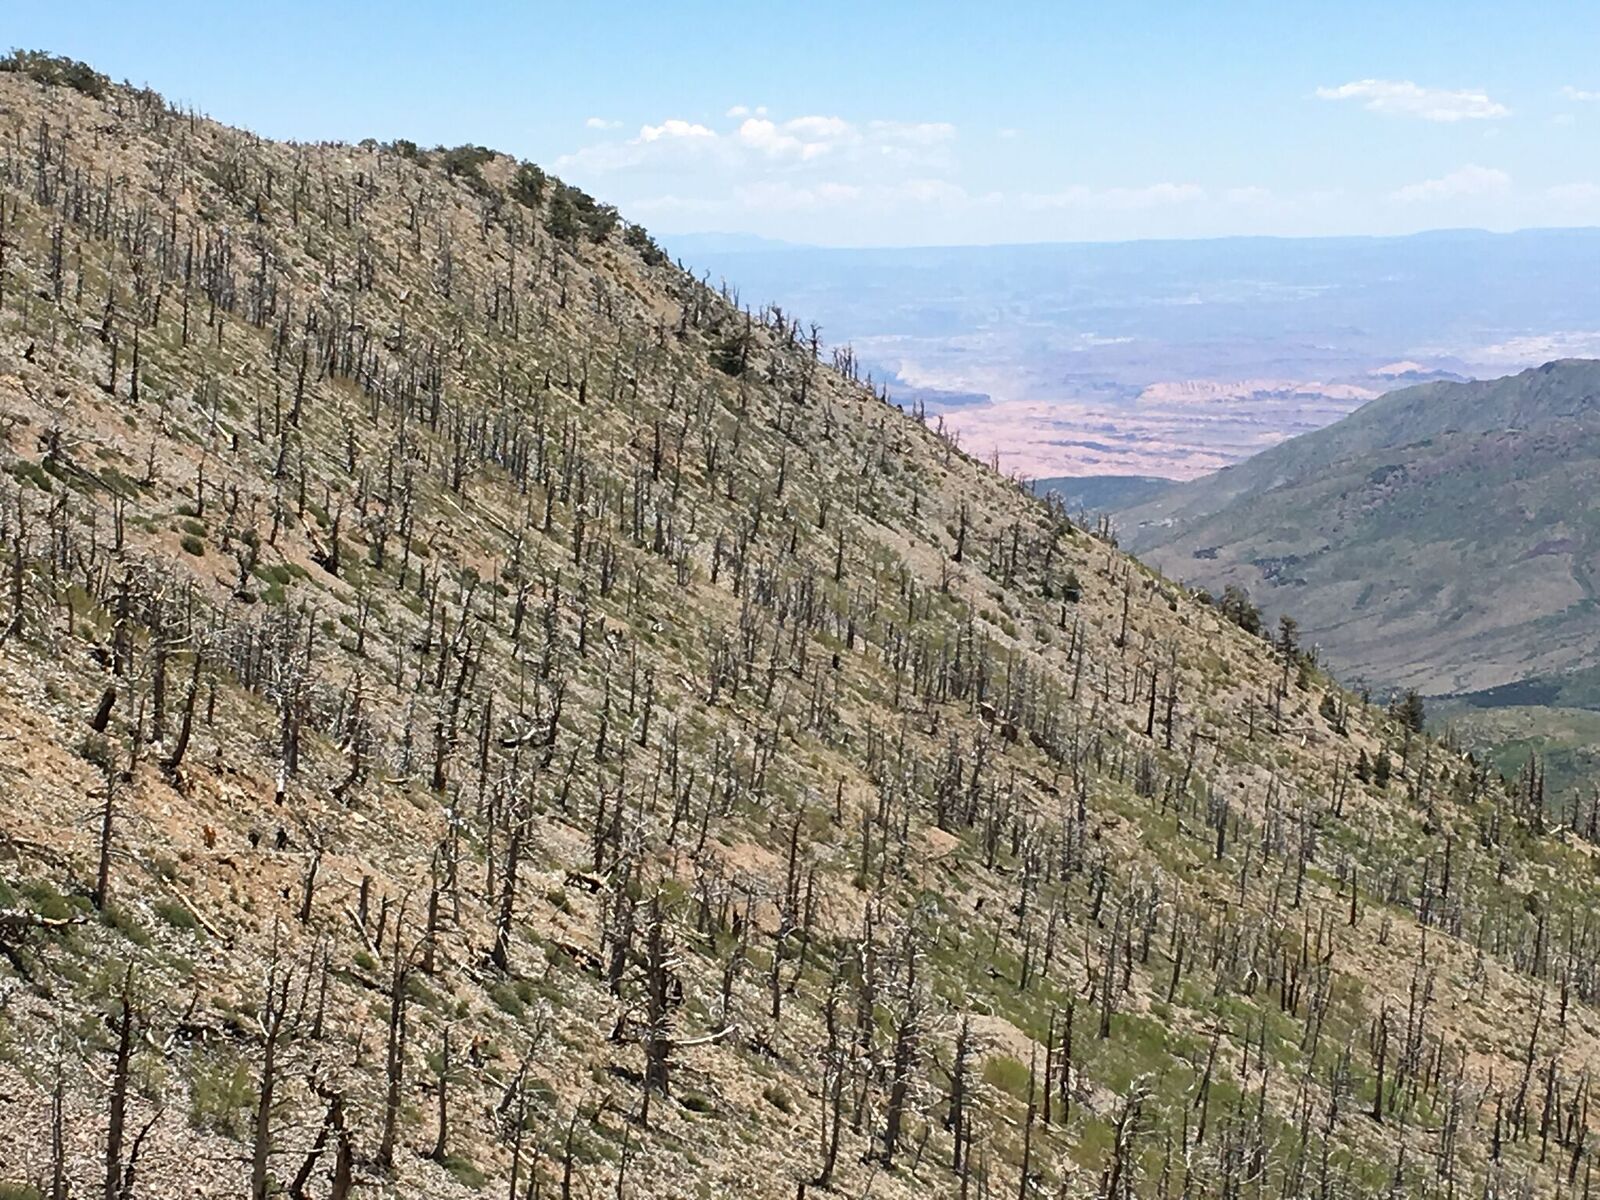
left=0, top=54, right=1593, bottom=1200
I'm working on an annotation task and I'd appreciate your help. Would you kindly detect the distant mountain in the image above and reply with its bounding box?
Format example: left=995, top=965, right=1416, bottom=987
left=1033, top=474, right=1176, bottom=513
left=1120, top=360, right=1600, bottom=696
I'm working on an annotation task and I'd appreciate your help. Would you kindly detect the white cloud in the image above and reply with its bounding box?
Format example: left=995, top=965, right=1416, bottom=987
left=734, top=117, right=833, bottom=161
left=1021, top=182, right=1206, bottom=210
left=1112, top=182, right=1206, bottom=208
left=639, top=119, right=716, bottom=142
left=1548, top=182, right=1600, bottom=205
left=733, top=178, right=981, bottom=212
left=896, top=177, right=968, bottom=204
left=585, top=116, right=621, bottom=130
left=557, top=118, right=722, bottom=173
left=627, top=193, right=723, bottom=217
left=786, top=115, right=853, bottom=141
left=734, top=180, right=864, bottom=210
left=731, top=114, right=953, bottom=162
left=1561, top=86, right=1600, bottom=102
left=866, top=119, right=957, bottom=145
left=1224, top=186, right=1274, bottom=205
left=1391, top=164, right=1510, bottom=202
left=1317, top=79, right=1508, bottom=122
left=997, top=127, right=1021, bottom=141
left=562, top=109, right=958, bottom=177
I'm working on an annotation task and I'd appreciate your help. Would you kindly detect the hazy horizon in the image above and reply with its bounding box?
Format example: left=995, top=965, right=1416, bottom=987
left=666, top=226, right=1600, bottom=479
left=663, top=223, right=1600, bottom=255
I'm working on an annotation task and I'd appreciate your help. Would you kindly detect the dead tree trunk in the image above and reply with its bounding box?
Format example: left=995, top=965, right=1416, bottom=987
left=103, top=969, right=135, bottom=1200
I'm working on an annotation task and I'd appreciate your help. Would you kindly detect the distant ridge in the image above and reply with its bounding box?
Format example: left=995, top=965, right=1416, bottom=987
left=1121, top=359, right=1600, bottom=695
left=1033, top=474, right=1175, bottom=514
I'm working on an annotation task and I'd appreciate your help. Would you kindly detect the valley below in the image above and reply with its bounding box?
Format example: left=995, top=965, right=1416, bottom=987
left=669, top=230, right=1600, bottom=479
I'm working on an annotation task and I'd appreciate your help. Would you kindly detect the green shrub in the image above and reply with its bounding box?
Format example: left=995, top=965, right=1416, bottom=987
left=76, top=733, right=115, bottom=773
left=189, top=1054, right=254, bottom=1137
left=19, top=879, right=86, bottom=922
left=101, top=903, right=152, bottom=947
left=441, top=1155, right=487, bottom=1189
left=761, top=1083, right=795, bottom=1114
left=981, top=1054, right=1031, bottom=1101
left=153, top=900, right=198, bottom=932
left=9, top=459, right=54, bottom=491
left=489, top=981, right=524, bottom=1018
left=680, top=1091, right=715, bottom=1114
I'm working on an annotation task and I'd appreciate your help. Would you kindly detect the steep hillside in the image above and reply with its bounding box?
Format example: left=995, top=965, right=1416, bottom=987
left=3, top=56, right=1600, bottom=1200
left=1120, top=361, right=1600, bottom=696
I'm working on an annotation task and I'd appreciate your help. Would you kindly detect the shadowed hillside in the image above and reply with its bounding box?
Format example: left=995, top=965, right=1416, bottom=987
left=2, top=54, right=1600, bottom=1200
left=1032, top=475, right=1175, bottom=517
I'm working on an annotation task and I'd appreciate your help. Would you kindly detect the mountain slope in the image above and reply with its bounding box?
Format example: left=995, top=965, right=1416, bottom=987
left=1120, top=360, right=1600, bottom=695
left=1, top=55, right=1599, bottom=1200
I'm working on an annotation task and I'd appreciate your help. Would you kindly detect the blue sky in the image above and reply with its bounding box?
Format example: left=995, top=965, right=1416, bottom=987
left=11, top=0, right=1600, bottom=246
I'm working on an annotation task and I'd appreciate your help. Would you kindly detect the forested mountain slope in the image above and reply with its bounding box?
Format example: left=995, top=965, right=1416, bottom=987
left=1, top=55, right=1599, bottom=1200
left=1120, top=360, right=1600, bottom=696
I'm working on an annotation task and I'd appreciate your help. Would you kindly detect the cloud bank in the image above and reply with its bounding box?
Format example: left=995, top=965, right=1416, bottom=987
left=1316, top=79, right=1508, bottom=122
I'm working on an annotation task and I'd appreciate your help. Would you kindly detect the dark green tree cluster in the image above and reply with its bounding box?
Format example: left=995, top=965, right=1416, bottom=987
left=1, top=49, right=110, bottom=98
left=711, top=324, right=756, bottom=377
left=509, top=163, right=547, bottom=209
left=436, top=144, right=498, bottom=199
left=1217, top=583, right=1261, bottom=636
left=1354, top=745, right=1393, bottom=788
left=1389, top=687, right=1426, bottom=733
left=369, top=133, right=649, bottom=255
left=545, top=180, right=619, bottom=244
left=624, top=223, right=668, bottom=267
